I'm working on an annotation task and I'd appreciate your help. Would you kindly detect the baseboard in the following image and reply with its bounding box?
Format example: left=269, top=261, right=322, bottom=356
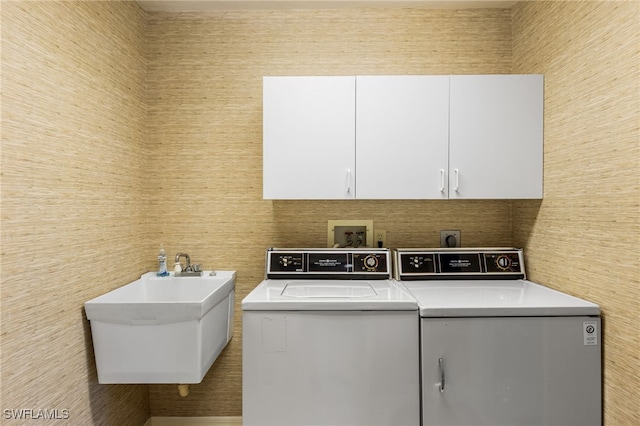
left=148, top=417, right=242, bottom=426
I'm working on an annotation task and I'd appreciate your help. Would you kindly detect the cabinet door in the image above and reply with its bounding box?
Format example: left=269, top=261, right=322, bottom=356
left=421, top=317, right=601, bottom=426
left=263, top=76, right=356, bottom=199
left=449, top=75, right=543, bottom=199
left=356, top=76, right=450, bottom=199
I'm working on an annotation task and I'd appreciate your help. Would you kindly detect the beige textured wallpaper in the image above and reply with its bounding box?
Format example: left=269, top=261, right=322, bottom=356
left=145, top=7, right=515, bottom=417
left=3, top=1, right=638, bottom=425
left=511, top=2, right=639, bottom=424
left=2, top=1, right=150, bottom=425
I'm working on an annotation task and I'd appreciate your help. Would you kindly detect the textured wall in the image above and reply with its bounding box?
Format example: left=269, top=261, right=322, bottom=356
left=7, top=2, right=635, bottom=424
left=1, top=2, right=149, bottom=425
left=145, top=7, right=514, bottom=416
left=512, top=1, right=640, bottom=425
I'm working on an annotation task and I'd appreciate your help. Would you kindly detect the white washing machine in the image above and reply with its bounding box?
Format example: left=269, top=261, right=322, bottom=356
left=394, top=248, right=602, bottom=426
left=242, top=248, right=420, bottom=426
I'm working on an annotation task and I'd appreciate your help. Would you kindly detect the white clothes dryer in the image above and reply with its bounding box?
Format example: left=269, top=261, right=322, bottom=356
left=394, top=248, right=602, bottom=426
left=242, top=248, right=420, bottom=426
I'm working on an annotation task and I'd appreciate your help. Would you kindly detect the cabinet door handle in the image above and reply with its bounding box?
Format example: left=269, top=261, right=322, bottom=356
left=440, top=169, right=445, bottom=192
left=454, top=169, right=460, bottom=192
left=346, top=169, right=352, bottom=194
left=439, top=357, right=445, bottom=393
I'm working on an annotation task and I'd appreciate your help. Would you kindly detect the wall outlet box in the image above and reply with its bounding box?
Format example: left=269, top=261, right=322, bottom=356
left=328, top=220, right=373, bottom=248
left=440, top=230, right=461, bottom=248
left=374, top=230, right=387, bottom=248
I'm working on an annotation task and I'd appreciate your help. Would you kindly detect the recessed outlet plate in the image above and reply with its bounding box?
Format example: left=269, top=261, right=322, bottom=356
left=440, top=230, right=461, bottom=248
left=328, top=220, right=373, bottom=248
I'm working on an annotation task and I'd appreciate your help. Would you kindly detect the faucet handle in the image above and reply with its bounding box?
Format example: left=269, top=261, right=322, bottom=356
left=191, top=264, right=202, bottom=273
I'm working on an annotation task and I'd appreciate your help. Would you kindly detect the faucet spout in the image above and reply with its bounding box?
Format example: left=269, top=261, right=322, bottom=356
left=175, top=253, right=191, bottom=271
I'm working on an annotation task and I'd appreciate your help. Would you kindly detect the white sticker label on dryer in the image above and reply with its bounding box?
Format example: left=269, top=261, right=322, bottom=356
left=583, top=321, right=598, bottom=346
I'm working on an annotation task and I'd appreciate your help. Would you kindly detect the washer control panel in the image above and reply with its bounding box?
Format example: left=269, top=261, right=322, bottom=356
left=267, top=248, right=391, bottom=279
left=395, top=248, right=525, bottom=280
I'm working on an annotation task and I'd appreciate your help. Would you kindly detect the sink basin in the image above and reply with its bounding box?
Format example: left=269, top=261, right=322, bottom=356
left=85, top=271, right=236, bottom=384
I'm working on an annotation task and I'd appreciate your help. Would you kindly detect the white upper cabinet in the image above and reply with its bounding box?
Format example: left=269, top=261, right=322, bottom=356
left=449, top=75, right=544, bottom=199
left=263, top=74, right=543, bottom=200
left=356, top=76, right=450, bottom=199
left=263, top=76, right=356, bottom=199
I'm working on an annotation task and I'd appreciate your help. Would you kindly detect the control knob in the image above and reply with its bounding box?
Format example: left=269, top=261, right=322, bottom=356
left=364, top=255, right=379, bottom=271
left=496, top=255, right=512, bottom=270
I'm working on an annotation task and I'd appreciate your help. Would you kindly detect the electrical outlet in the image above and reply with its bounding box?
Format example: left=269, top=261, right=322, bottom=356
left=440, top=230, right=461, bottom=248
left=375, top=230, right=387, bottom=248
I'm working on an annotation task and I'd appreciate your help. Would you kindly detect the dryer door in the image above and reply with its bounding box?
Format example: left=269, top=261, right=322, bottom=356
left=421, top=316, right=601, bottom=426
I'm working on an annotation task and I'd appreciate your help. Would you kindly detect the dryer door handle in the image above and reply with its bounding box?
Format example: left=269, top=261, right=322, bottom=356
left=439, top=357, right=445, bottom=393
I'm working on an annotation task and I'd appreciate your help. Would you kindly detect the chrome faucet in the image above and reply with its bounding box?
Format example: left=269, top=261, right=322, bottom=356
left=175, top=252, right=191, bottom=272
left=174, top=252, right=203, bottom=277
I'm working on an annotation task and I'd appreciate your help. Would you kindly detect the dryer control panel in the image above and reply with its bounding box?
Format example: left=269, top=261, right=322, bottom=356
left=395, top=248, right=525, bottom=280
left=267, top=248, right=391, bottom=279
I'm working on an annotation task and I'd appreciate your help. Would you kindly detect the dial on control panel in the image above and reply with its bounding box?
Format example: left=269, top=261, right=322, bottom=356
left=352, top=252, right=388, bottom=273
left=364, top=255, right=379, bottom=270
left=484, top=252, right=521, bottom=273
left=496, top=255, right=512, bottom=270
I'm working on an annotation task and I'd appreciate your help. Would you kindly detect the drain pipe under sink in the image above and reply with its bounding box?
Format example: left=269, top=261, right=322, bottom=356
left=178, top=384, right=190, bottom=397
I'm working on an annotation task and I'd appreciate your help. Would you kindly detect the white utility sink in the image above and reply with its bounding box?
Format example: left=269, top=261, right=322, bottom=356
left=85, top=271, right=236, bottom=384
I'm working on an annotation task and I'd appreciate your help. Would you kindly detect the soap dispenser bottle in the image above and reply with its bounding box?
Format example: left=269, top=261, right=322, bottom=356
left=157, top=245, right=169, bottom=276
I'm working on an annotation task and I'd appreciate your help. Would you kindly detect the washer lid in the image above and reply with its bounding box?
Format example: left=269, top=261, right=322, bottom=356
left=281, top=281, right=378, bottom=298
left=242, top=279, right=417, bottom=311
left=400, top=279, right=600, bottom=317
